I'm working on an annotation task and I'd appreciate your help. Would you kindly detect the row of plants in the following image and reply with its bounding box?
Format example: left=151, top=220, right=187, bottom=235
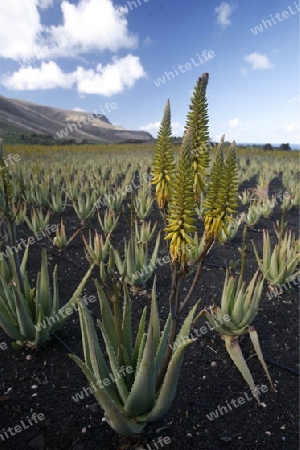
left=0, top=74, right=299, bottom=438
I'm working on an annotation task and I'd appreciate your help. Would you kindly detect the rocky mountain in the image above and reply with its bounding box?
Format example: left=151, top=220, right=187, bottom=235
left=0, top=95, right=153, bottom=143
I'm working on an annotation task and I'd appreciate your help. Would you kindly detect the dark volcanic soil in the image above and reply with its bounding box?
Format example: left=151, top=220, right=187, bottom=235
left=0, top=177, right=299, bottom=450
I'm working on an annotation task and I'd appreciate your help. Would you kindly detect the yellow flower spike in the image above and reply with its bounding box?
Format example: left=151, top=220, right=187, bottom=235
left=164, top=128, right=196, bottom=265
left=152, top=99, right=176, bottom=209
left=203, top=139, right=238, bottom=243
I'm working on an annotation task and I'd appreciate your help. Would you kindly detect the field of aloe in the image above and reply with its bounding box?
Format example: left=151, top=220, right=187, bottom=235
left=0, top=77, right=299, bottom=450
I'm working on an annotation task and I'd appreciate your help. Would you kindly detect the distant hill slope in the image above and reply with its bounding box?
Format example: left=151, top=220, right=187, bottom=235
left=0, top=95, right=153, bottom=143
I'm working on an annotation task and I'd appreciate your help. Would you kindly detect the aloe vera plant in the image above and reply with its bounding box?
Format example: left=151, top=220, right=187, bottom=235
left=133, top=184, right=154, bottom=219
left=73, top=190, right=96, bottom=221
left=220, top=213, right=245, bottom=242
left=245, top=203, right=262, bottom=227
left=11, top=202, right=27, bottom=225
left=113, top=232, right=161, bottom=287
left=260, top=197, right=276, bottom=218
left=252, top=229, right=300, bottom=286
left=83, top=230, right=110, bottom=266
left=25, top=207, right=51, bottom=233
left=197, top=227, right=276, bottom=403
left=70, top=278, right=200, bottom=436
left=98, top=209, right=120, bottom=236
left=53, top=219, right=83, bottom=248
left=134, top=220, right=157, bottom=244
left=200, top=268, right=275, bottom=403
left=49, top=189, right=67, bottom=213
left=0, top=247, right=93, bottom=347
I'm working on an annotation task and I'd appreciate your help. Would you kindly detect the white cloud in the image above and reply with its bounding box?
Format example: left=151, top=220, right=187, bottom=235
left=244, top=53, right=274, bottom=70
left=229, top=118, right=240, bottom=127
left=0, top=1, right=43, bottom=60
left=75, top=55, right=145, bottom=95
left=140, top=121, right=183, bottom=137
left=48, top=0, right=137, bottom=56
left=1, top=61, right=74, bottom=90
left=215, top=2, right=236, bottom=28
left=73, top=107, right=86, bottom=112
left=0, top=0, right=137, bottom=62
left=1, top=56, right=145, bottom=95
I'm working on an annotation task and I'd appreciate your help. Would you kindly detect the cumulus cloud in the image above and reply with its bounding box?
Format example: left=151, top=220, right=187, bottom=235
left=140, top=121, right=183, bottom=137
left=244, top=53, right=274, bottom=70
left=0, top=1, right=43, bottom=60
left=1, top=61, right=74, bottom=90
left=1, top=55, right=145, bottom=95
left=48, top=0, right=137, bottom=56
left=0, top=0, right=146, bottom=96
left=75, top=55, right=145, bottom=95
left=0, top=0, right=137, bottom=61
left=215, top=2, right=236, bottom=28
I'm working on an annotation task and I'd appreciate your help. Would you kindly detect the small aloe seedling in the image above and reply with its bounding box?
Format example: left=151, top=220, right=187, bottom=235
left=198, top=269, right=275, bottom=403
left=252, top=229, right=300, bottom=286
left=53, top=219, right=83, bottom=248
left=12, top=202, right=27, bottom=225
left=220, top=213, right=245, bottom=242
left=98, top=210, right=119, bottom=236
left=32, top=183, right=50, bottom=207
left=49, top=189, right=67, bottom=213
left=245, top=204, right=261, bottom=227
left=104, top=190, right=125, bottom=212
left=83, top=230, right=110, bottom=266
left=186, top=232, right=206, bottom=264
left=133, top=184, right=154, bottom=220
left=66, top=181, right=80, bottom=201
left=134, top=220, right=157, bottom=244
left=73, top=191, right=96, bottom=221
left=281, top=193, right=293, bottom=212
left=260, top=197, right=276, bottom=218
left=25, top=207, right=51, bottom=233
left=238, top=189, right=253, bottom=205
left=113, top=232, right=160, bottom=287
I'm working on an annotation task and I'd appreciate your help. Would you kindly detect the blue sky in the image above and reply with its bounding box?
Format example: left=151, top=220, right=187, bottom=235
left=0, top=0, right=299, bottom=144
